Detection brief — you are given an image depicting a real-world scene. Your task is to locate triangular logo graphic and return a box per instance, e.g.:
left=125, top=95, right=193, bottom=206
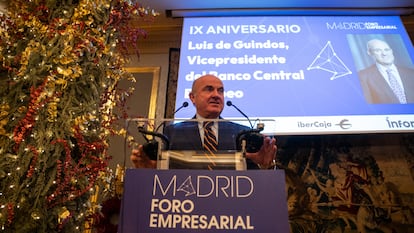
left=308, top=41, right=352, bottom=80
left=177, top=176, right=196, bottom=197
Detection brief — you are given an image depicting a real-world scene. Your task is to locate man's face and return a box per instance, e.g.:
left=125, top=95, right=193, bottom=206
left=189, top=75, right=224, bottom=118
left=368, top=40, right=394, bottom=66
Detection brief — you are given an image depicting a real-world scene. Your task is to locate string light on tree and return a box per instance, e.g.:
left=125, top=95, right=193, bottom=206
left=0, top=0, right=158, bottom=232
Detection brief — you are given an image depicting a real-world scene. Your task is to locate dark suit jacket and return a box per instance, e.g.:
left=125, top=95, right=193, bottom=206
left=358, top=65, right=414, bottom=104
left=164, top=119, right=249, bottom=151
left=163, top=117, right=259, bottom=169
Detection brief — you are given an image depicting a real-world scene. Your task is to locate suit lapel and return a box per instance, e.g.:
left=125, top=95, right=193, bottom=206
left=368, top=67, right=399, bottom=103
left=188, top=118, right=203, bottom=150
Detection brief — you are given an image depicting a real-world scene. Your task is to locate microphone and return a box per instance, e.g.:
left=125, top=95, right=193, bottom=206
left=174, top=101, right=189, bottom=114
left=226, top=101, right=264, bottom=153
left=155, top=101, right=189, bottom=132
left=226, top=100, right=253, bottom=128
left=138, top=102, right=189, bottom=160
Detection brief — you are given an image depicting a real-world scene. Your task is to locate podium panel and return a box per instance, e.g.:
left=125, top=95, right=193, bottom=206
left=158, top=150, right=247, bottom=170
left=119, top=169, right=290, bottom=233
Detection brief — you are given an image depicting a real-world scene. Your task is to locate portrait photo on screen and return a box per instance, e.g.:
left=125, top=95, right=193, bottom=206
left=347, top=34, right=414, bottom=104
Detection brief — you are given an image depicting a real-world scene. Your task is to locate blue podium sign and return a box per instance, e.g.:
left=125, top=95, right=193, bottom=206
left=119, top=169, right=290, bottom=232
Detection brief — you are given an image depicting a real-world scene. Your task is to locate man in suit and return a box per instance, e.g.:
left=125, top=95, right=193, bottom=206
left=131, top=74, right=277, bottom=169
left=358, top=38, right=414, bottom=104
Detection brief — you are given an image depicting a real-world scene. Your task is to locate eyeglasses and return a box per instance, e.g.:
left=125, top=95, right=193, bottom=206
left=370, top=48, right=392, bottom=54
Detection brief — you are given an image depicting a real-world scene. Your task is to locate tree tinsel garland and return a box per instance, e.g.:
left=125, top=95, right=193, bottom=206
left=0, top=0, right=157, bottom=232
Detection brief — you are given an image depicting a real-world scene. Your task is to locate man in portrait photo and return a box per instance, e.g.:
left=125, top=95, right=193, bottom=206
left=357, top=38, right=414, bottom=104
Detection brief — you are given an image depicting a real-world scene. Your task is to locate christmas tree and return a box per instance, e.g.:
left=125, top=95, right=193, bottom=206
left=0, top=0, right=157, bottom=232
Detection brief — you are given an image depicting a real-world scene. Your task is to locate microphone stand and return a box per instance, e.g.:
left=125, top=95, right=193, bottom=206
left=137, top=102, right=189, bottom=160
left=227, top=100, right=264, bottom=153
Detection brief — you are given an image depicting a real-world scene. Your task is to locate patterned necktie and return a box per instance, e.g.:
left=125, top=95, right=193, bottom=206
left=203, top=121, right=218, bottom=153
left=386, top=68, right=407, bottom=104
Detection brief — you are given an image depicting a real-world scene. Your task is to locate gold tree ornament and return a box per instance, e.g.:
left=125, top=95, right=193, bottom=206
left=0, top=0, right=158, bottom=232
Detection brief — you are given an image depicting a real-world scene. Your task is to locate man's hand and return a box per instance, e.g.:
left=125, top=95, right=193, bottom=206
left=130, top=145, right=157, bottom=169
left=245, top=136, right=277, bottom=169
